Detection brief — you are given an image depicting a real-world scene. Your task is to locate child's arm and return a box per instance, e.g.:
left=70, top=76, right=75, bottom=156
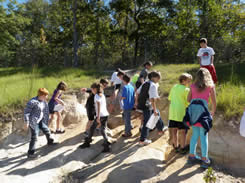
left=135, top=91, right=139, bottom=108
left=54, top=90, right=65, bottom=105
left=24, top=100, right=34, bottom=128
left=211, top=56, right=214, bottom=65
left=96, top=101, right=101, bottom=127
left=210, top=87, right=216, bottom=116
left=150, top=98, right=158, bottom=116
left=198, top=57, right=202, bottom=66
left=187, top=89, right=192, bottom=103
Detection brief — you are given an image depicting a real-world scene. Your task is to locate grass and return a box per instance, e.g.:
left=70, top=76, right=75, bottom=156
left=153, top=63, right=245, bottom=119
left=0, top=67, right=104, bottom=112
left=0, top=63, right=244, bottom=119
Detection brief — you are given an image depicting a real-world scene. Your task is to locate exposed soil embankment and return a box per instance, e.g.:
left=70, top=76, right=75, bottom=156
left=0, top=90, right=245, bottom=183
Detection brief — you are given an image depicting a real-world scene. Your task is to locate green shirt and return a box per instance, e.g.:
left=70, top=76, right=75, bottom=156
left=131, top=73, right=139, bottom=84
left=168, top=84, right=190, bottom=122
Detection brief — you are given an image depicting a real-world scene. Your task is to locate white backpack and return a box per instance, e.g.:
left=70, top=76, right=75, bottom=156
left=239, top=111, right=245, bottom=137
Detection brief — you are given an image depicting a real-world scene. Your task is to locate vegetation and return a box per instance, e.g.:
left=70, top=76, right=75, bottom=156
left=203, top=167, right=217, bottom=183
left=0, top=67, right=102, bottom=112
left=0, top=0, right=244, bottom=67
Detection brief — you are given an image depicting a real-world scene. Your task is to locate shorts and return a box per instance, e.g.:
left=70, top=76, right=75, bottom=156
left=201, top=65, right=218, bottom=84
left=115, top=84, right=121, bottom=90
left=168, top=120, right=188, bottom=130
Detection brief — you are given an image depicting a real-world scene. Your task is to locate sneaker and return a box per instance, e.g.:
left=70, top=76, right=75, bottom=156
left=27, top=154, right=40, bottom=159
left=79, top=142, right=90, bottom=149
left=201, top=158, right=212, bottom=169
left=138, top=139, right=152, bottom=146
left=187, top=155, right=202, bottom=165
left=47, top=138, right=59, bottom=145
left=122, top=132, right=132, bottom=138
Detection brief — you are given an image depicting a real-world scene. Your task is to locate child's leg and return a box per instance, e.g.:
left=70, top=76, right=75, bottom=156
left=56, top=112, right=62, bottom=130
left=200, top=127, right=209, bottom=160
left=86, top=120, right=93, bottom=132
left=100, top=117, right=109, bottom=144
left=139, top=109, right=151, bottom=142
left=39, top=119, right=53, bottom=143
left=169, top=128, right=178, bottom=148
left=28, top=125, right=39, bottom=155
left=189, top=126, right=200, bottom=157
left=179, top=129, right=187, bottom=149
left=156, top=116, right=165, bottom=131
left=86, top=119, right=98, bottom=142
left=48, top=114, right=54, bottom=127
left=123, top=110, right=132, bottom=134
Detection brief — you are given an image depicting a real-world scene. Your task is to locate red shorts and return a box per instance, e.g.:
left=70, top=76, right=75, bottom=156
left=201, top=65, right=218, bottom=84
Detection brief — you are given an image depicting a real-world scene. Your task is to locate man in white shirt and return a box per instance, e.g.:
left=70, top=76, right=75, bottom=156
left=197, top=38, right=217, bottom=84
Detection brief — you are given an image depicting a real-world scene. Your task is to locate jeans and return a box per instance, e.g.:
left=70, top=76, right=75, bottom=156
left=123, top=110, right=132, bottom=134
left=140, top=109, right=165, bottom=142
left=28, top=119, right=52, bottom=155
left=190, top=126, right=208, bottom=158
left=86, top=116, right=109, bottom=145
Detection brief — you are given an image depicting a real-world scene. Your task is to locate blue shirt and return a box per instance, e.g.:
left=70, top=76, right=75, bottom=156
left=122, top=84, right=135, bottom=110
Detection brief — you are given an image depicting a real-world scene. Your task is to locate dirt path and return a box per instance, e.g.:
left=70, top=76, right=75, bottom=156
left=1, top=111, right=245, bottom=183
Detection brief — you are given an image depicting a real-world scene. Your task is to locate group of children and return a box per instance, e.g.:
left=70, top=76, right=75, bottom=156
left=23, top=38, right=217, bottom=169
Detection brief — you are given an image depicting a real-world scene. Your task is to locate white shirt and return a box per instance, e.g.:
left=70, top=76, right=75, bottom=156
left=37, top=102, right=45, bottom=123
left=197, top=47, right=215, bottom=66
left=137, top=81, right=159, bottom=98
left=94, top=94, right=109, bottom=117
left=137, top=81, right=160, bottom=109
left=111, top=72, right=122, bottom=85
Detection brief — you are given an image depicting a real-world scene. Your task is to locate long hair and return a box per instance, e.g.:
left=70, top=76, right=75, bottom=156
left=95, top=83, right=103, bottom=94
left=57, top=81, right=68, bottom=91
left=194, top=68, right=214, bottom=91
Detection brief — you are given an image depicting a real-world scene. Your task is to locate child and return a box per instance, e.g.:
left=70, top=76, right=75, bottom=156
left=24, top=88, right=57, bottom=159
left=81, top=79, right=109, bottom=136
left=48, top=81, right=67, bottom=134
left=121, top=74, right=135, bottom=137
left=79, top=83, right=111, bottom=152
left=185, top=68, right=216, bottom=169
left=111, top=68, right=122, bottom=89
left=168, top=73, right=192, bottom=154
left=136, top=71, right=167, bottom=146
left=135, top=61, right=153, bottom=89
left=117, top=70, right=126, bottom=110
left=197, top=38, right=217, bottom=84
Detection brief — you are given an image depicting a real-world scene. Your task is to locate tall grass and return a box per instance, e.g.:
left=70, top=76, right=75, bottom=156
left=0, top=63, right=244, bottom=119
left=0, top=67, right=102, bottom=112
left=216, top=83, right=245, bottom=119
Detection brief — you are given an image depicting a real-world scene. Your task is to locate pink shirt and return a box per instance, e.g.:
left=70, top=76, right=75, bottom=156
left=191, top=84, right=211, bottom=104
left=188, top=84, right=212, bottom=127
